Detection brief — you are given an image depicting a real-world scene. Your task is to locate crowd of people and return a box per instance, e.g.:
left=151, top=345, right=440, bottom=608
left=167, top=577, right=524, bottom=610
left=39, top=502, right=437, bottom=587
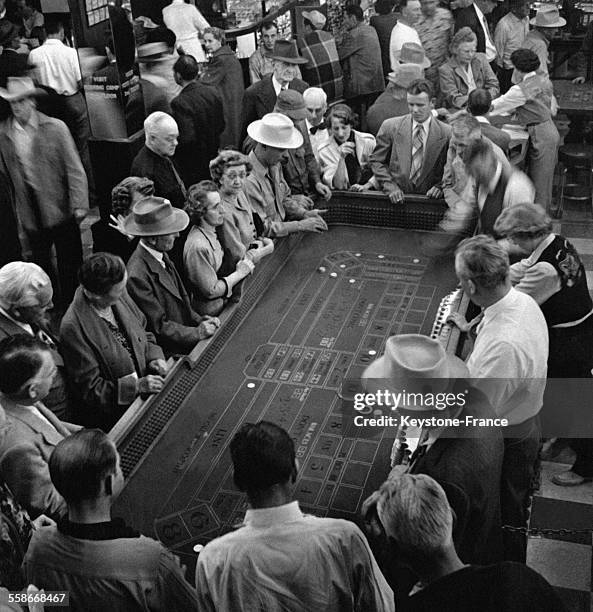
left=0, top=0, right=592, bottom=609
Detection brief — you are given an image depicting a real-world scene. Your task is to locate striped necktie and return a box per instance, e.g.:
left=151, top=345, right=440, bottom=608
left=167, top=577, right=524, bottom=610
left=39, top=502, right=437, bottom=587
left=410, top=123, right=425, bottom=184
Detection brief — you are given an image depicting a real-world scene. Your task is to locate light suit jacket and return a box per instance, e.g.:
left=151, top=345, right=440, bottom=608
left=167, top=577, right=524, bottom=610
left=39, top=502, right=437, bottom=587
left=439, top=53, right=500, bottom=109
left=370, top=114, right=451, bottom=195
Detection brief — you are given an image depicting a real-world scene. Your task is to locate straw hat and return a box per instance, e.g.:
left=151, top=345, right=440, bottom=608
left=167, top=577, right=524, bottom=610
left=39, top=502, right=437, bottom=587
left=530, top=5, right=566, bottom=27
left=387, top=63, right=425, bottom=88
left=302, top=10, right=327, bottom=29
left=247, top=113, right=303, bottom=149
left=123, top=197, right=189, bottom=236
left=362, top=334, right=469, bottom=403
left=270, top=40, right=308, bottom=64
left=393, top=42, right=431, bottom=69
left=0, top=77, right=46, bottom=101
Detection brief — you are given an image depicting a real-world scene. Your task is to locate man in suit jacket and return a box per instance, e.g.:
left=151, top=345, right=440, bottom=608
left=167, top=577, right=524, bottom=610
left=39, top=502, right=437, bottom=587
left=454, top=0, right=501, bottom=66
left=370, top=79, right=451, bottom=203
left=241, top=40, right=308, bottom=144
left=125, top=197, right=219, bottom=357
left=171, top=55, right=225, bottom=187
left=0, top=335, right=81, bottom=520
left=0, top=78, right=88, bottom=306
left=338, top=5, right=384, bottom=101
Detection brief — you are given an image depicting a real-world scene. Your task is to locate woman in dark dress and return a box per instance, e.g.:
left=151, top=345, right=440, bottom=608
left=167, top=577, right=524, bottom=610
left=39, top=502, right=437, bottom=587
left=200, top=27, right=244, bottom=148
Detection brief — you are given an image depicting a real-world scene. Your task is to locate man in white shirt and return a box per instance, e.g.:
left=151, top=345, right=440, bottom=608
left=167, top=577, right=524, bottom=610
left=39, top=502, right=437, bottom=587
left=452, top=235, right=548, bottom=563
left=28, top=18, right=92, bottom=188
left=303, top=86, right=329, bottom=162
left=0, top=334, right=81, bottom=520
left=389, top=0, right=423, bottom=72
left=196, top=421, right=395, bottom=611
left=494, top=0, right=529, bottom=91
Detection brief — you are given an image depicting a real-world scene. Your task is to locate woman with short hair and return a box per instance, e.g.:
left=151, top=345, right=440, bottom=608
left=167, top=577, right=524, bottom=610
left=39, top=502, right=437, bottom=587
left=200, top=27, right=245, bottom=148
left=60, top=253, right=167, bottom=431
left=439, top=27, right=499, bottom=109
left=494, top=203, right=593, bottom=487
left=318, top=104, right=376, bottom=191
left=184, top=181, right=255, bottom=315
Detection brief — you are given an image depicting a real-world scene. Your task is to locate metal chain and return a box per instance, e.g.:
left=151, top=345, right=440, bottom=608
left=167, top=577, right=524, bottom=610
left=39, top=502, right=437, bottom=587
left=502, top=524, right=593, bottom=537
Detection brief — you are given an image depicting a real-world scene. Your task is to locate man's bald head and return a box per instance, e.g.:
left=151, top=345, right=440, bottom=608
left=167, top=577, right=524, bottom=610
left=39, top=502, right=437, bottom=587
left=144, top=112, right=179, bottom=157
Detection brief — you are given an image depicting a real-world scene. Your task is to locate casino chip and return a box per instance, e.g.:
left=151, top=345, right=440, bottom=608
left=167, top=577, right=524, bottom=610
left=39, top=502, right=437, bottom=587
left=318, top=266, right=326, bottom=273
left=413, top=258, right=420, bottom=263
left=330, top=272, right=338, bottom=278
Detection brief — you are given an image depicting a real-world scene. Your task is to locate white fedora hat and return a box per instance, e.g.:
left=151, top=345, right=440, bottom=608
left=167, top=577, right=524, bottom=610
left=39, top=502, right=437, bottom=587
left=530, top=4, right=566, bottom=27
left=362, top=334, right=469, bottom=406
left=247, top=112, right=303, bottom=149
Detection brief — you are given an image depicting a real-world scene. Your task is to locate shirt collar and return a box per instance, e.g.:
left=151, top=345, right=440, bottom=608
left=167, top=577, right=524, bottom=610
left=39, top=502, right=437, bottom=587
left=520, top=233, right=555, bottom=266
left=272, top=74, right=284, bottom=96
left=473, top=2, right=485, bottom=19
left=522, top=71, right=537, bottom=81
left=140, top=241, right=165, bottom=265
left=482, top=287, right=516, bottom=322
left=475, top=115, right=489, bottom=124
left=44, top=39, right=65, bottom=46
left=412, top=116, right=431, bottom=133
left=487, top=161, right=503, bottom=193
left=0, top=304, right=34, bottom=335
left=244, top=501, right=303, bottom=528
left=12, top=111, right=39, bottom=133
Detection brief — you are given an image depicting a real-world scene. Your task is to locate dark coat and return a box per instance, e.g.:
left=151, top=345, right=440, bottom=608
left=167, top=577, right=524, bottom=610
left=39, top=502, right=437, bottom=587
left=241, top=74, right=308, bottom=143
left=370, top=13, right=399, bottom=78
left=60, top=287, right=164, bottom=431
left=171, top=81, right=225, bottom=186
left=454, top=5, right=488, bottom=54
left=200, top=45, right=244, bottom=149
left=126, top=244, right=205, bottom=356
left=366, top=87, right=410, bottom=136
left=410, top=386, right=504, bottom=566
left=0, top=49, right=30, bottom=87
left=130, top=145, right=186, bottom=209
left=90, top=219, right=139, bottom=263
left=338, top=23, right=385, bottom=98
left=370, top=114, right=451, bottom=194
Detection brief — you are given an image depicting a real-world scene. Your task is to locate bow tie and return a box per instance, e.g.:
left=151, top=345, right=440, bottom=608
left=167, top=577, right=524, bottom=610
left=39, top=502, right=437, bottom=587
left=310, top=125, right=323, bottom=135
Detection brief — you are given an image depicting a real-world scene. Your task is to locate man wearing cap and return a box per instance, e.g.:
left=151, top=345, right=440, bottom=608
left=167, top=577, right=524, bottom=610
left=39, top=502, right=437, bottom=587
left=416, top=0, right=454, bottom=94
left=454, top=0, right=501, bottom=69
left=242, top=40, right=309, bottom=143
left=303, top=87, right=329, bottom=162
left=450, top=234, right=548, bottom=563
left=131, top=112, right=186, bottom=210
left=366, top=44, right=427, bottom=136
left=243, top=113, right=328, bottom=237
left=338, top=5, right=384, bottom=108
left=136, top=42, right=174, bottom=115
left=0, top=77, right=88, bottom=305
left=0, top=19, right=29, bottom=88
left=494, top=0, right=530, bottom=92
left=389, top=0, right=423, bottom=73
left=524, top=5, right=566, bottom=79
left=298, top=10, right=343, bottom=102
left=273, top=89, right=331, bottom=200
left=362, top=333, right=504, bottom=573
left=370, top=78, right=451, bottom=203
left=28, top=18, right=93, bottom=188
left=124, top=197, right=220, bottom=357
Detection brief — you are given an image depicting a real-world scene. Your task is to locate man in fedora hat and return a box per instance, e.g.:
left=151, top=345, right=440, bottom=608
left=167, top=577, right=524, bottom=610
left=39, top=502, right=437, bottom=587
left=366, top=43, right=428, bottom=135
left=362, top=333, right=504, bottom=577
left=0, top=76, right=88, bottom=306
left=249, top=21, right=302, bottom=84
left=338, top=5, right=384, bottom=108
left=125, top=196, right=220, bottom=357
left=136, top=41, right=174, bottom=115
left=298, top=10, right=343, bottom=102
left=242, top=40, right=309, bottom=142
left=524, top=4, right=566, bottom=78
left=0, top=19, right=30, bottom=88
left=450, top=235, right=548, bottom=562
left=29, top=18, right=93, bottom=191
left=243, top=113, right=328, bottom=237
